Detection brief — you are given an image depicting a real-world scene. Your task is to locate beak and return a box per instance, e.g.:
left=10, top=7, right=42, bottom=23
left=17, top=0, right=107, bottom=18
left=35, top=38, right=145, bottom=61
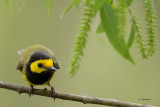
left=45, top=66, right=57, bottom=72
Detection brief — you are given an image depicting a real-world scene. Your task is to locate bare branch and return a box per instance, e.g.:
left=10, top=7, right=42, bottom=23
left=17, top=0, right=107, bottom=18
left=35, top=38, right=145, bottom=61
left=0, top=81, right=157, bottom=107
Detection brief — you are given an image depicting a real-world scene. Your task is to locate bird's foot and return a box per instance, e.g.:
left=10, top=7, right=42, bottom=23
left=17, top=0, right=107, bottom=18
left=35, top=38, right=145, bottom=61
left=47, top=83, right=56, bottom=100
left=50, top=86, right=56, bottom=100
left=28, top=85, right=34, bottom=96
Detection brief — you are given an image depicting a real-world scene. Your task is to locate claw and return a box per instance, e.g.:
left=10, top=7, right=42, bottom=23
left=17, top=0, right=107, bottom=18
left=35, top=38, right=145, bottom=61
left=51, top=86, right=56, bottom=100
left=47, top=83, right=56, bottom=100
left=28, top=85, right=34, bottom=96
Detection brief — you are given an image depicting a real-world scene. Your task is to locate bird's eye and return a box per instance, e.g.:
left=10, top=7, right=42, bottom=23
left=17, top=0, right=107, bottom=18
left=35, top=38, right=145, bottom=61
left=37, top=63, right=43, bottom=67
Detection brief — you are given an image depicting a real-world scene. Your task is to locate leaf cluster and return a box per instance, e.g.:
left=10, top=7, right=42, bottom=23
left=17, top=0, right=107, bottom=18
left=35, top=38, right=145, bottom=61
left=63, top=0, right=157, bottom=76
left=68, top=0, right=94, bottom=77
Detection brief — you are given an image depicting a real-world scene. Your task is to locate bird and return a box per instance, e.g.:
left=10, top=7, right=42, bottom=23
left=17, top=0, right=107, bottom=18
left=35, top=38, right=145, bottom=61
left=16, top=45, right=60, bottom=98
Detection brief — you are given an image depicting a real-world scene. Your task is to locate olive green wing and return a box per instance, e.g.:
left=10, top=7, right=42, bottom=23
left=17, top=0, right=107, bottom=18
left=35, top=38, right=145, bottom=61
left=47, top=49, right=61, bottom=69
left=16, top=50, right=25, bottom=71
left=52, top=56, right=61, bottom=69
left=16, top=57, right=24, bottom=71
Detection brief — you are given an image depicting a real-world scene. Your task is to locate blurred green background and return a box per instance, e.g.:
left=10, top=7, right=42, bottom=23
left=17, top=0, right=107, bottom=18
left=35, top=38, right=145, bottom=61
left=0, top=0, right=160, bottom=107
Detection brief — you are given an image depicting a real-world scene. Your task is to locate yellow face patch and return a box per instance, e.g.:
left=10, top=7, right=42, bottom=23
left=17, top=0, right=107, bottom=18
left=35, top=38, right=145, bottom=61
left=30, top=59, right=53, bottom=73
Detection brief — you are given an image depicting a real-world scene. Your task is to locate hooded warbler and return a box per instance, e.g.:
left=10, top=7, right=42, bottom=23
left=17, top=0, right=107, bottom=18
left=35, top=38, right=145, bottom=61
left=16, top=45, right=60, bottom=97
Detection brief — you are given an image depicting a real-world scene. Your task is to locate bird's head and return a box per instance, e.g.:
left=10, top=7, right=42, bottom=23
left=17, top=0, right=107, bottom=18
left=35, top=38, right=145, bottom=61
left=29, top=51, right=57, bottom=73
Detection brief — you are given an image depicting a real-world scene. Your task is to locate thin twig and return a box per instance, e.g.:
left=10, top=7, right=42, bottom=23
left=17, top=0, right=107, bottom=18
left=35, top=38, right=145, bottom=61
left=0, top=81, right=157, bottom=107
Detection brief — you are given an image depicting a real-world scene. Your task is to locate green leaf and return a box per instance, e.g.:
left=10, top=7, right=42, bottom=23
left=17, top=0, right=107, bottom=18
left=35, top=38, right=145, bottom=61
left=93, top=0, right=105, bottom=16
left=61, top=0, right=80, bottom=18
left=100, top=2, right=135, bottom=64
left=93, top=0, right=113, bottom=16
left=126, top=0, right=134, bottom=7
left=127, top=21, right=135, bottom=49
left=5, top=0, right=11, bottom=9
left=96, top=22, right=104, bottom=33
left=44, top=0, right=52, bottom=17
